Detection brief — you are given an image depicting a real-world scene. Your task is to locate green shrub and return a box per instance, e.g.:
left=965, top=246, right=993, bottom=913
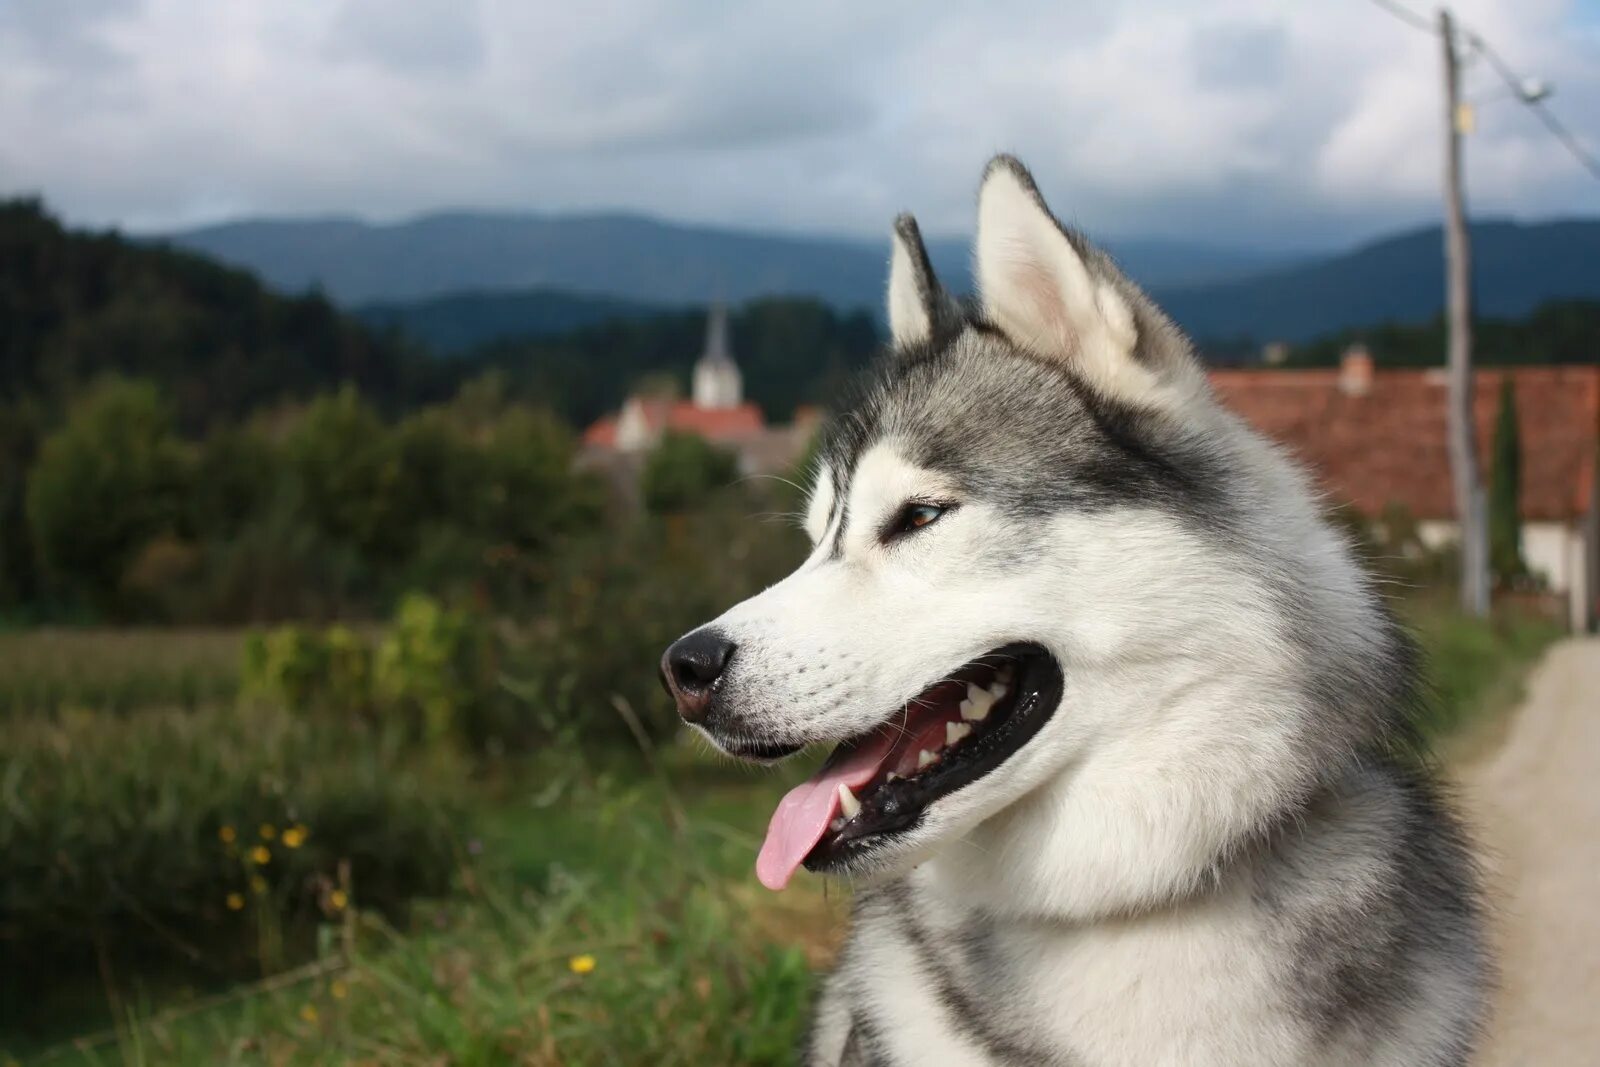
left=243, top=624, right=335, bottom=712
left=0, top=703, right=462, bottom=991
left=506, top=497, right=807, bottom=743
left=640, top=431, right=740, bottom=514
left=241, top=598, right=509, bottom=749
left=374, top=593, right=499, bottom=746
left=24, top=378, right=188, bottom=618
left=1489, top=379, right=1526, bottom=583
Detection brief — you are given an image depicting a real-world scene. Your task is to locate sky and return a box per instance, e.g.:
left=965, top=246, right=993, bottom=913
left=1, top=0, right=1597, bottom=249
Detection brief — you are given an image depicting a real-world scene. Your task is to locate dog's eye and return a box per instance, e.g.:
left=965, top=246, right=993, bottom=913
left=890, top=502, right=946, bottom=539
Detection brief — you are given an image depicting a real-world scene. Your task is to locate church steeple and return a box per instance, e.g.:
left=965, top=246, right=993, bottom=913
left=692, top=303, right=742, bottom=409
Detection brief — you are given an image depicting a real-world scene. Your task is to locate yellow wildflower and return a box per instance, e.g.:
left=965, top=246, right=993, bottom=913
left=226, top=892, right=245, bottom=911
left=259, top=823, right=277, bottom=841
left=568, top=954, right=596, bottom=975
left=218, top=825, right=236, bottom=844
left=249, top=845, right=271, bottom=865
left=250, top=875, right=268, bottom=894
left=281, top=825, right=307, bottom=849
left=299, top=1003, right=319, bottom=1023
left=330, top=979, right=348, bottom=1000
left=329, top=889, right=349, bottom=911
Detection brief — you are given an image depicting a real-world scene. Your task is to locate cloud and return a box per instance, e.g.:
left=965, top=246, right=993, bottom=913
left=325, top=0, right=487, bottom=77
left=0, top=0, right=1595, bottom=246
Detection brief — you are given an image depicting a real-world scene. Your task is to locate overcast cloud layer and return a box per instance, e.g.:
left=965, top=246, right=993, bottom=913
left=2, top=0, right=1596, bottom=247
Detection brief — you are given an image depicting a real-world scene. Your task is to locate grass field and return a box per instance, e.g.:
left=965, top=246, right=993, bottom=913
left=0, top=602, right=1566, bottom=1065
left=0, top=628, right=247, bottom=716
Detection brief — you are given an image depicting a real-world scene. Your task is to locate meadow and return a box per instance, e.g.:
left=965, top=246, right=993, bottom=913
left=0, top=593, right=1564, bottom=1066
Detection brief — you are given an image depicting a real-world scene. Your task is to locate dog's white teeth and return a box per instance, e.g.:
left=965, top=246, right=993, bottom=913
left=963, top=684, right=995, bottom=720
left=837, top=783, right=862, bottom=819
left=989, top=680, right=1009, bottom=701
left=917, top=749, right=938, bottom=770
left=829, top=817, right=846, bottom=832
left=946, top=721, right=972, bottom=747
left=886, top=771, right=903, bottom=782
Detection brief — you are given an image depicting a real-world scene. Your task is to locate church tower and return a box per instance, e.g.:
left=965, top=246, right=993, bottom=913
left=691, top=304, right=742, bottom=410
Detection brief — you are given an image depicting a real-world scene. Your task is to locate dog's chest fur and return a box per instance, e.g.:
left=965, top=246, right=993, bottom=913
left=810, top=878, right=1305, bottom=1067
left=801, top=760, right=1484, bottom=1067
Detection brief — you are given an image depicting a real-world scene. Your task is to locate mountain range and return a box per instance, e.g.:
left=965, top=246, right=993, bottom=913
left=162, top=212, right=1600, bottom=348
left=1157, top=219, right=1600, bottom=343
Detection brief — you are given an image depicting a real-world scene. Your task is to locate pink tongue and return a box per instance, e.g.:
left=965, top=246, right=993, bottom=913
left=756, top=730, right=898, bottom=891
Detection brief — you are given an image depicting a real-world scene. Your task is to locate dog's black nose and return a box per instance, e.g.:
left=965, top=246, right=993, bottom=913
left=661, top=628, right=736, bottom=724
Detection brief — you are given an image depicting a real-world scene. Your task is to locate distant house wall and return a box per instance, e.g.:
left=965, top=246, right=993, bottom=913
left=1415, top=518, right=1591, bottom=629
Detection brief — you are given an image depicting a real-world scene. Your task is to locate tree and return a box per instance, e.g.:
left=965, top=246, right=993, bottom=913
left=1488, top=379, right=1524, bottom=584
left=282, top=386, right=408, bottom=567
left=24, top=378, right=187, bottom=615
left=640, top=432, right=739, bottom=514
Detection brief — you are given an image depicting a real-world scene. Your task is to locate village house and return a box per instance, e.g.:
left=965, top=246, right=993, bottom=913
left=582, top=305, right=819, bottom=478
left=585, top=315, right=1597, bottom=629
left=1211, top=348, right=1600, bottom=630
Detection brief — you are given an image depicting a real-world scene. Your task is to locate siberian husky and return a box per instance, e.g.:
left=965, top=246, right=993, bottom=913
left=661, top=156, right=1488, bottom=1066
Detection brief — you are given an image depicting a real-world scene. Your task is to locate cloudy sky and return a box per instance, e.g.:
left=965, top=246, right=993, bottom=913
left=2, top=0, right=1596, bottom=248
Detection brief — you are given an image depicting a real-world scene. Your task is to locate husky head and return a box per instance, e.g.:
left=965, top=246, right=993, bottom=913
left=662, top=156, right=1410, bottom=917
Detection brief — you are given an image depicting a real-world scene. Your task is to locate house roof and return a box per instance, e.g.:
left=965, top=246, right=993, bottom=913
left=583, top=398, right=765, bottom=448
left=1209, top=364, right=1600, bottom=522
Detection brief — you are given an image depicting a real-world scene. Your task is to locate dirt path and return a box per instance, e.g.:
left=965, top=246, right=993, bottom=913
left=1451, top=637, right=1600, bottom=1065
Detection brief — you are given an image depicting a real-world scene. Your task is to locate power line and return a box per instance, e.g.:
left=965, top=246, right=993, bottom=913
left=1461, top=31, right=1600, bottom=182
left=1364, top=0, right=1600, bottom=184
left=1366, top=0, right=1433, bottom=35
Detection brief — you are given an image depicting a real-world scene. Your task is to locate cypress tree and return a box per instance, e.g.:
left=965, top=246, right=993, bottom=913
left=1488, top=379, right=1523, bottom=584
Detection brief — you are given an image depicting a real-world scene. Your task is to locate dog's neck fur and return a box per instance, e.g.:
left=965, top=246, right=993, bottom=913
left=907, top=406, right=1411, bottom=924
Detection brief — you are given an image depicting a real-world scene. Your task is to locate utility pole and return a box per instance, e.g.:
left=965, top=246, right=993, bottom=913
left=1440, top=7, right=1489, bottom=617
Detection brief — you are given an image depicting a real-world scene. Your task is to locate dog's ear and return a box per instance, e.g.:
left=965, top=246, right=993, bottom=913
left=975, top=155, right=1190, bottom=406
left=886, top=213, right=954, bottom=350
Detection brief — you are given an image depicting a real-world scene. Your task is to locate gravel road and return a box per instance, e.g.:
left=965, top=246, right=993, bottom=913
left=1452, top=637, right=1600, bottom=1065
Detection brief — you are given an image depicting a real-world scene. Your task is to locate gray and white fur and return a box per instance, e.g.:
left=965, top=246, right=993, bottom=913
left=676, top=155, right=1489, bottom=1065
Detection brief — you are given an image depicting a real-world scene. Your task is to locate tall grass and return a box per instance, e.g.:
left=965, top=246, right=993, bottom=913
left=15, top=748, right=843, bottom=1066
left=0, top=628, right=245, bottom=715
left=1, top=600, right=1567, bottom=1064
left=1402, top=599, right=1566, bottom=742
left=1, top=701, right=465, bottom=1053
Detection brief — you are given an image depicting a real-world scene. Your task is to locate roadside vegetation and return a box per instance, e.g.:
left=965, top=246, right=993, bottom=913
left=1, top=206, right=1569, bottom=1061
left=1, top=585, right=1563, bottom=1065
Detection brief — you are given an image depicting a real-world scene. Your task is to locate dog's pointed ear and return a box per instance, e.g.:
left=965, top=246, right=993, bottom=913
left=886, top=213, right=952, bottom=350
left=975, top=155, right=1187, bottom=405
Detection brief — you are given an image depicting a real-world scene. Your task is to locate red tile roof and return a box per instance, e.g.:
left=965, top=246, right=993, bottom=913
left=583, top=399, right=765, bottom=448
left=1210, top=365, right=1600, bottom=522
left=582, top=415, right=619, bottom=448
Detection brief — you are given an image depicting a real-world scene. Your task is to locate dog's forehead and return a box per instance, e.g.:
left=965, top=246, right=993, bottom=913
left=818, top=331, right=1088, bottom=496
left=812, top=325, right=1221, bottom=525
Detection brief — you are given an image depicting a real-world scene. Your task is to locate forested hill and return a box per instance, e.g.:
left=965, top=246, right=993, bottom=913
left=1161, top=219, right=1600, bottom=344
left=1277, top=299, right=1600, bottom=367
left=167, top=209, right=1600, bottom=346
left=0, top=199, right=440, bottom=429
left=1, top=200, right=883, bottom=430
left=356, top=288, right=665, bottom=354
left=165, top=210, right=1294, bottom=308
left=463, top=300, right=881, bottom=426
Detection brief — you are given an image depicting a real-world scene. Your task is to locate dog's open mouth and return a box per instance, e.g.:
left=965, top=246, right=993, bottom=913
left=755, top=642, right=1062, bottom=890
